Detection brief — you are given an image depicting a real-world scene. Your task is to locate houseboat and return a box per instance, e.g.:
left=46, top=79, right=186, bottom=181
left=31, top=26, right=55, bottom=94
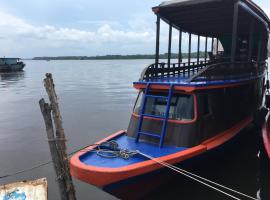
left=70, top=0, right=270, bottom=199
left=0, top=58, right=25, bottom=72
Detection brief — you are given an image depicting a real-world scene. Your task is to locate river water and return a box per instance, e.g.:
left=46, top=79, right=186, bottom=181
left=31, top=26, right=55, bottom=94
left=0, top=59, right=267, bottom=199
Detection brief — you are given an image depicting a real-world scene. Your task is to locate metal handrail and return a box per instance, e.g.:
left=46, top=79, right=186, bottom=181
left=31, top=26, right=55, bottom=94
left=140, top=60, right=211, bottom=80
left=189, top=61, right=267, bottom=82
left=139, top=60, right=267, bottom=82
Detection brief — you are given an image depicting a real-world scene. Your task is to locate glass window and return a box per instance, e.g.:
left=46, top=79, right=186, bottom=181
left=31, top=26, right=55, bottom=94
left=134, top=91, right=195, bottom=121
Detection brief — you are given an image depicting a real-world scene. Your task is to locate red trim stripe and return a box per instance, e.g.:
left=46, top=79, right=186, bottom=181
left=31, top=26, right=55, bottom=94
left=262, top=113, right=270, bottom=159
left=134, top=82, right=249, bottom=92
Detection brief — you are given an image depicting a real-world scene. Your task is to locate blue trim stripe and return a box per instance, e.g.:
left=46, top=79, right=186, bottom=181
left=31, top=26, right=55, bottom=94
left=134, top=74, right=265, bottom=88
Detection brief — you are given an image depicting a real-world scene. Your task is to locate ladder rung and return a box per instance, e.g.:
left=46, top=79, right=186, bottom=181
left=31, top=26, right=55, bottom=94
left=142, top=114, right=165, bottom=119
left=139, top=131, right=161, bottom=138
left=145, top=95, right=168, bottom=99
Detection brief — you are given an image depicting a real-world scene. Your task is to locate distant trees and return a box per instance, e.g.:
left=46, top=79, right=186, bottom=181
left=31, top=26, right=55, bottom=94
left=33, top=52, right=207, bottom=60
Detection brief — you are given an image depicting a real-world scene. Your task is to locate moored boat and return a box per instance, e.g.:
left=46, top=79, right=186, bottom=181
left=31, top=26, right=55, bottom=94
left=260, top=109, right=270, bottom=199
left=0, top=58, right=25, bottom=72
left=70, top=0, right=270, bottom=199
left=262, top=114, right=270, bottom=158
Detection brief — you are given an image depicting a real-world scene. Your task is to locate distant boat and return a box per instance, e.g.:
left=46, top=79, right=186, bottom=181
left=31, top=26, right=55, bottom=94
left=0, top=58, right=25, bottom=72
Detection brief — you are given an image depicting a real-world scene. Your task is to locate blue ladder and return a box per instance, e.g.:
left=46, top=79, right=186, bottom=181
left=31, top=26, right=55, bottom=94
left=135, top=83, right=174, bottom=148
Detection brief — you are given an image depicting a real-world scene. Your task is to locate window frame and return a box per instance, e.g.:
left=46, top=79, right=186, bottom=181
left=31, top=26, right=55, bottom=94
left=132, top=90, right=198, bottom=124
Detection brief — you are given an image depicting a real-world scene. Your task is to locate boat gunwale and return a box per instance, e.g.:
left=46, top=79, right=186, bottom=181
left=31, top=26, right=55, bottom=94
left=262, top=112, right=270, bottom=159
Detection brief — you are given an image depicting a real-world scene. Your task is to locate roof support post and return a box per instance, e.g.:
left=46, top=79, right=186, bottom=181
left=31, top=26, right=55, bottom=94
left=248, top=20, right=254, bottom=62
left=231, top=1, right=239, bottom=62
left=155, top=15, right=160, bottom=69
left=216, top=38, right=219, bottom=56
left=211, top=37, right=214, bottom=53
left=197, top=35, right=200, bottom=65
left=178, top=30, right=182, bottom=66
left=205, top=37, right=208, bottom=63
left=168, top=23, right=172, bottom=68
left=188, top=33, right=192, bottom=72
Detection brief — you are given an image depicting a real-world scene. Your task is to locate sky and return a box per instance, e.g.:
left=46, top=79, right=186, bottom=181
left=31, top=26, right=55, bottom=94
left=0, top=0, right=268, bottom=58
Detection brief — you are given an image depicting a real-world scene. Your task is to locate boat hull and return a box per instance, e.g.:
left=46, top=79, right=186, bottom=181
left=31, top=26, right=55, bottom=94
left=102, top=124, right=254, bottom=199
left=70, top=116, right=253, bottom=199
left=259, top=111, right=270, bottom=199
left=0, top=63, right=25, bottom=72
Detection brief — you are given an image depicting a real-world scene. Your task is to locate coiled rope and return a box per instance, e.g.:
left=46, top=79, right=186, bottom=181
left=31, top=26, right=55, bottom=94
left=90, top=140, right=138, bottom=159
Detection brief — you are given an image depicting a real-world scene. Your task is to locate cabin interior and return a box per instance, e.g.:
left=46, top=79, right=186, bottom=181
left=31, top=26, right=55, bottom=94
left=127, top=0, right=269, bottom=148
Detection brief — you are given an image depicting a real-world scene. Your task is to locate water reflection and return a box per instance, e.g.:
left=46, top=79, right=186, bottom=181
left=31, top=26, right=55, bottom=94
left=0, top=71, right=25, bottom=87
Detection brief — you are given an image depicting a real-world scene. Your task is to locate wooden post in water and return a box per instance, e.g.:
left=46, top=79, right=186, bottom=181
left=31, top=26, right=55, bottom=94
left=39, top=99, right=67, bottom=200
left=39, top=73, right=76, bottom=200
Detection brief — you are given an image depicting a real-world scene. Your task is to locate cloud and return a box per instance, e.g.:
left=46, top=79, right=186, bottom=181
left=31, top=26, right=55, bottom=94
left=0, top=10, right=214, bottom=57
left=0, top=11, right=156, bottom=57
left=77, top=20, right=122, bottom=28
left=266, top=9, right=270, bottom=18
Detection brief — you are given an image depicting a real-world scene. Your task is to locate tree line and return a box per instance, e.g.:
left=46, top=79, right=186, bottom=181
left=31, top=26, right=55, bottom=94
left=33, top=52, right=207, bottom=60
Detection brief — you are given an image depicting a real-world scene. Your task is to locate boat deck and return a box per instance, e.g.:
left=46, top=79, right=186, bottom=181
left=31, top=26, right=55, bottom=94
left=79, top=134, right=187, bottom=168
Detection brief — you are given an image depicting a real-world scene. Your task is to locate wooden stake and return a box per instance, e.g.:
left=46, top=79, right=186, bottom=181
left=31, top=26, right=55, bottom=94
left=40, top=73, right=76, bottom=200
left=39, top=99, right=68, bottom=200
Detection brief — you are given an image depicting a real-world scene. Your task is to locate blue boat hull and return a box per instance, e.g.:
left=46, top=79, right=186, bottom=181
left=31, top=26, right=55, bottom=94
left=0, top=63, right=25, bottom=72
left=103, top=126, right=254, bottom=199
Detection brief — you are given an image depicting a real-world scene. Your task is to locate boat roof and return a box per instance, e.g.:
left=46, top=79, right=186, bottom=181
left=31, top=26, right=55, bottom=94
left=153, top=0, right=270, bottom=37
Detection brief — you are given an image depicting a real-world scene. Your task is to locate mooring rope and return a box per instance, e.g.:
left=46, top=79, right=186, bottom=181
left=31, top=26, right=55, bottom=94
left=137, top=151, right=258, bottom=200
left=0, top=143, right=99, bottom=180
left=89, top=141, right=258, bottom=200
left=0, top=140, right=259, bottom=200
left=0, top=141, right=136, bottom=179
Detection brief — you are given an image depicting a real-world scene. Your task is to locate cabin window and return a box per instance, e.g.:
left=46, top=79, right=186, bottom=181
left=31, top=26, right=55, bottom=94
left=134, top=91, right=195, bottom=121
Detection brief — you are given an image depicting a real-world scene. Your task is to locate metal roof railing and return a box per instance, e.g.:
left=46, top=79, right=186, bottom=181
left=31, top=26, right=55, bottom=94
left=139, top=60, right=267, bottom=83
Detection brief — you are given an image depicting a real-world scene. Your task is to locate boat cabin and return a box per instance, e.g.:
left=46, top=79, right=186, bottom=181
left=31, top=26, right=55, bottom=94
left=0, top=58, right=22, bottom=65
left=127, top=0, right=270, bottom=148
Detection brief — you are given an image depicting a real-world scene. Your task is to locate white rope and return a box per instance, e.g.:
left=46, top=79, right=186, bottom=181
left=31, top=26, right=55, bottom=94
left=137, top=151, right=258, bottom=200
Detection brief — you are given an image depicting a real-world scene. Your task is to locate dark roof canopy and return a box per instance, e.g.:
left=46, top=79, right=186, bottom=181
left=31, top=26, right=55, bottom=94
left=153, top=0, right=270, bottom=37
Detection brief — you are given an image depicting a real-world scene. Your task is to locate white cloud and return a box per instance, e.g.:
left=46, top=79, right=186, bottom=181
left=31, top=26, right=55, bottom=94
left=0, top=11, right=156, bottom=57
left=0, top=10, right=219, bottom=57
left=266, top=9, right=270, bottom=18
